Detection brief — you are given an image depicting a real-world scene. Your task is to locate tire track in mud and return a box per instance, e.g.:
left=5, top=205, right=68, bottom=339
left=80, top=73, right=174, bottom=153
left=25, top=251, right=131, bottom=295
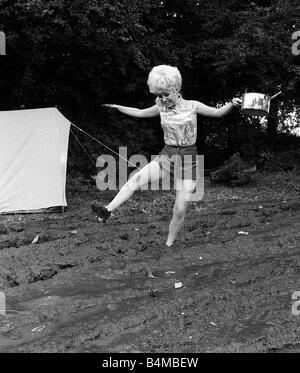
left=0, top=192, right=299, bottom=352
left=2, top=246, right=300, bottom=353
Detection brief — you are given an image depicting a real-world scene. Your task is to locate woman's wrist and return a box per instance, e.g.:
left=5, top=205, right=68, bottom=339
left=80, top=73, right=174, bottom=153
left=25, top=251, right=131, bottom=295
left=231, top=98, right=242, bottom=108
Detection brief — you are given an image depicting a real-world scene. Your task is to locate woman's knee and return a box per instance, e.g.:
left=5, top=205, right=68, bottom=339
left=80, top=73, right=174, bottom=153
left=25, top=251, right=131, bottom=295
left=173, top=203, right=187, bottom=219
left=123, top=174, right=141, bottom=192
left=128, top=162, right=161, bottom=190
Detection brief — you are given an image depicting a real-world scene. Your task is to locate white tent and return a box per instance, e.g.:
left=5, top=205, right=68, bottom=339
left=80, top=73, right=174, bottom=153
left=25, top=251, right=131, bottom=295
left=0, top=107, right=70, bottom=214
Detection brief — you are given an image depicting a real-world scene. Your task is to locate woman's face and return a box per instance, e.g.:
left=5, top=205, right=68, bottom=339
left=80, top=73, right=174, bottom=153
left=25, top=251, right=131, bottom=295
left=151, top=87, right=180, bottom=108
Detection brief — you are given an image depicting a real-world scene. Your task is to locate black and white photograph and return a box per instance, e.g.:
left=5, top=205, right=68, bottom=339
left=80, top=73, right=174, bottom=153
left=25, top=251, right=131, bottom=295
left=0, top=0, right=300, bottom=360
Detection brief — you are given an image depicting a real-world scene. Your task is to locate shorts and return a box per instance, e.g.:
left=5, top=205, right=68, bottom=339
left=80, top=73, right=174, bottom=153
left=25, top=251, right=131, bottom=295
left=153, top=144, right=201, bottom=181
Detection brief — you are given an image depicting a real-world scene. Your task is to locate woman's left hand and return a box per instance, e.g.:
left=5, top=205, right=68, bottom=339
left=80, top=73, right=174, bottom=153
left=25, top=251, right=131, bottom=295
left=231, top=98, right=242, bottom=107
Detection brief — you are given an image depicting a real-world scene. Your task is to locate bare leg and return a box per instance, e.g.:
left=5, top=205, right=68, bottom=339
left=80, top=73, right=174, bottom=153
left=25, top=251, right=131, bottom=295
left=166, top=179, right=197, bottom=246
left=106, top=161, right=163, bottom=212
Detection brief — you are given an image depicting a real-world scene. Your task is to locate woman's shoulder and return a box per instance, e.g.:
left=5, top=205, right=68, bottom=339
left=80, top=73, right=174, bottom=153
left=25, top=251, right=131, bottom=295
left=155, top=97, right=163, bottom=110
left=180, top=98, right=200, bottom=111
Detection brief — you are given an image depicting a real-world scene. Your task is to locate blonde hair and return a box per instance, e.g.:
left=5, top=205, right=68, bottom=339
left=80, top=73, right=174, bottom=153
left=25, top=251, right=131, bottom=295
left=147, top=65, right=182, bottom=93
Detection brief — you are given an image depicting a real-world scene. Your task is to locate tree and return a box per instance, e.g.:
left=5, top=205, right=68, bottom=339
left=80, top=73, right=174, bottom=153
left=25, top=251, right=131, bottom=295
left=0, top=0, right=298, bottom=172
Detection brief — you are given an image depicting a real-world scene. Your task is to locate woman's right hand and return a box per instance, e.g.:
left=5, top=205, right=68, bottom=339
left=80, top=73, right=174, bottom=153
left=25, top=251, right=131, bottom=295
left=102, top=104, right=118, bottom=109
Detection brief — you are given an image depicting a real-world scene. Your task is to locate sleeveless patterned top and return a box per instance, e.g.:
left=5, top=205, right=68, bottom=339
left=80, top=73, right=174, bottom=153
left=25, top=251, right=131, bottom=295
left=156, top=96, right=198, bottom=146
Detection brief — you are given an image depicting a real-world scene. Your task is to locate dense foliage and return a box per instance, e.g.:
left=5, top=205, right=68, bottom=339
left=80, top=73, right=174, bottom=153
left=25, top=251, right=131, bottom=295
left=0, top=0, right=299, bottom=173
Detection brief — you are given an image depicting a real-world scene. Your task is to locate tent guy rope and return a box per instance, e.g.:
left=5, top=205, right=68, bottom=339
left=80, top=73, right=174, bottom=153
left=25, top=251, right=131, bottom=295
left=70, top=122, right=139, bottom=169
left=70, top=128, right=96, bottom=166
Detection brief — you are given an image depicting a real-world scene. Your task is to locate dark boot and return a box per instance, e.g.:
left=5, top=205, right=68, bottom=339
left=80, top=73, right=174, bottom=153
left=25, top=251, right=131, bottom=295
left=91, top=201, right=111, bottom=223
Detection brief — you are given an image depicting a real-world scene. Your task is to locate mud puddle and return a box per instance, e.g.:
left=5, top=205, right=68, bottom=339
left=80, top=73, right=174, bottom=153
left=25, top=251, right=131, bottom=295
left=0, top=260, right=178, bottom=352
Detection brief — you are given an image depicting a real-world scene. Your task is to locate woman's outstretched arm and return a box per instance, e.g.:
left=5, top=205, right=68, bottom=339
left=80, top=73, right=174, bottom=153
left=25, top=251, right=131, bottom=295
left=102, top=104, right=160, bottom=118
left=195, top=98, right=242, bottom=118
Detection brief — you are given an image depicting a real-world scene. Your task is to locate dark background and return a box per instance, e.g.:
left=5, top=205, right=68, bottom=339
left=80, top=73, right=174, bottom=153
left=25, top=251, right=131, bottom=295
left=0, top=0, right=299, bottom=175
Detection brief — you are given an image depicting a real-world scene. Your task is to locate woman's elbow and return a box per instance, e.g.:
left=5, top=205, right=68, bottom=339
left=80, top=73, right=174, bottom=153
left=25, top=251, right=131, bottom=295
left=211, top=109, right=223, bottom=118
left=132, top=109, right=143, bottom=118
left=216, top=111, right=225, bottom=118
left=137, top=110, right=155, bottom=118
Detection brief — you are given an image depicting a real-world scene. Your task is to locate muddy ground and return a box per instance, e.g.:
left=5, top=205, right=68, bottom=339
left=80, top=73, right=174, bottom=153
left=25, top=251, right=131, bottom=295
left=0, top=172, right=299, bottom=353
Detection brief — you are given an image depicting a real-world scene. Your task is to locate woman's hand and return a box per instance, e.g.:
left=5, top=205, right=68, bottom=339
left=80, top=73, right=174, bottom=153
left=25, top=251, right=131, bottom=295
left=231, top=98, right=242, bottom=108
left=102, top=104, right=118, bottom=109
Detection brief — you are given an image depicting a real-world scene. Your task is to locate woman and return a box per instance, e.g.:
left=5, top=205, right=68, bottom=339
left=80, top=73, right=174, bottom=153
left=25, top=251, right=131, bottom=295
left=92, top=65, right=241, bottom=246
